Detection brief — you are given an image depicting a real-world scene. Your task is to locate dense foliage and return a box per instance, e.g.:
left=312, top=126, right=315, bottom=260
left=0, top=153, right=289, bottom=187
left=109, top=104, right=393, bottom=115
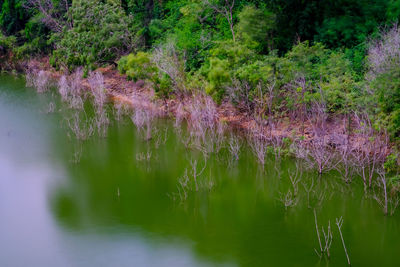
left=1, top=0, right=400, bottom=138
left=50, top=0, right=135, bottom=71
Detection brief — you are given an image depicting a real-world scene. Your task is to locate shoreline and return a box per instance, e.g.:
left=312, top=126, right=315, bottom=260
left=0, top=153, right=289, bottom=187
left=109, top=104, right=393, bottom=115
left=1, top=57, right=393, bottom=165
left=2, top=56, right=399, bottom=216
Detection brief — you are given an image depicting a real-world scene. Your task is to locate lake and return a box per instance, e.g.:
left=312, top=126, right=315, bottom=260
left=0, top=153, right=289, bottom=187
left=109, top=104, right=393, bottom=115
left=1, top=74, right=399, bottom=266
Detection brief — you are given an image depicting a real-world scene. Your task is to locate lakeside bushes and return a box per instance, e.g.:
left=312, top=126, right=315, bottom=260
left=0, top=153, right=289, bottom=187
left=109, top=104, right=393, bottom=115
left=0, top=0, right=400, bottom=140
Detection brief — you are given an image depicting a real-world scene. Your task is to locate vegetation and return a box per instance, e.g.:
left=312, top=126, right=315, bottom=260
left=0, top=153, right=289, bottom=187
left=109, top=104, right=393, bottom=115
left=2, top=0, right=400, bottom=201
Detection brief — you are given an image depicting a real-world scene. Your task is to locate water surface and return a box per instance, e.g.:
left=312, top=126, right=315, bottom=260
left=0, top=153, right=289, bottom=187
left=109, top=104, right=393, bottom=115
left=1, top=75, right=399, bottom=266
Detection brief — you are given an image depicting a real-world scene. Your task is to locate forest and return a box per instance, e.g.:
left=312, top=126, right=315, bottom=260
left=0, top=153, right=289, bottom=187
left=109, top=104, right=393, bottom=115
left=1, top=0, right=400, bottom=177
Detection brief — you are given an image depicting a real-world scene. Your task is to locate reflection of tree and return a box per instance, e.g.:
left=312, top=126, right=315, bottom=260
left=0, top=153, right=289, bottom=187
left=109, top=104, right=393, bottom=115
left=48, top=120, right=395, bottom=267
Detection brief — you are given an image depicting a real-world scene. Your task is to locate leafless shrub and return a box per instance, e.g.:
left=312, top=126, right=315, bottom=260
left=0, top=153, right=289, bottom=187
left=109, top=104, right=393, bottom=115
left=65, top=111, right=94, bottom=141
left=372, top=168, right=400, bottom=216
left=25, top=67, right=36, bottom=88
left=353, top=113, right=388, bottom=188
left=292, top=99, right=341, bottom=174
left=188, top=95, right=218, bottom=136
left=58, top=75, right=69, bottom=101
left=211, top=120, right=226, bottom=154
left=152, top=40, right=187, bottom=92
left=93, top=108, right=109, bottom=137
left=335, top=141, right=356, bottom=184
left=174, top=102, right=185, bottom=128
left=88, top=71, right=109, bottom=137
left=131, top=108, right=155, bottom=141
left=367, top=24, right=400, bottom=83
left=67, top=93, right=84, bottom=110
left=26, top=68, right=52, bottom=93
left=185, top=94, right=224, bottom=156
left=226, top=78, right=253, bottom=112
left=248, top=125, right=268, bottom=166
left=57, top=69, right=84, bottom=109
left=295, top=137, right=339, bottom=175
left=288, top=75, right=309, bottom=129
left=88, top=71, right=107, bottom=111
left=253, top=79, right=277, bottom=129
left=36, top=70, right=52, bottom=93
left=308, top=101, right=328, bottom=137
left=113, top=102, right=130, bottom=121
left=69, top=68, right=84, bottom=95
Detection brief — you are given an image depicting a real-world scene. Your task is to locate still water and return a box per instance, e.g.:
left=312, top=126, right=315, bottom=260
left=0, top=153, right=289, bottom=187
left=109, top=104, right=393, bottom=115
left=0, top=74, right=400, bottom=267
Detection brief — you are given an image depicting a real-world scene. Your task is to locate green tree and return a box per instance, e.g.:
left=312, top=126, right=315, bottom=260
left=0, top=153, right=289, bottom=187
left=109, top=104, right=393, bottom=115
left=0, top=0, right=29, bottom=35
left=236, top=5, right=275, bottom=52
left=51, top=0, right=135, bottom=70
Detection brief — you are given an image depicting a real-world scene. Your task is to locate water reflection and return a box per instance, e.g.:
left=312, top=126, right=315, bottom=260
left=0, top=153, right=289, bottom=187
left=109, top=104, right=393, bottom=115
left=0, top=75, right=225, bottom=267
left=2, top=74, right=400, bottom=267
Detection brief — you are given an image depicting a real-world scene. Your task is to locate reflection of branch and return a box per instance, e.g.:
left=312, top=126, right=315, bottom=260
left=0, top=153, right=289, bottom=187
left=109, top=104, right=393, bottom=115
left=190, top=157, right=207, bottom=191
left=302, top=177, right=314, bottom=209
left=374, top=168, right=388, bottom=215
left=314, top=209, right=333, bottom=259
left=314, top=209, right=322, bottom=256
left=336, top=217, right=351, bottom=266
left=228, top=135, right=241, bottom=162
left=288, top=161, right=302, bottom=196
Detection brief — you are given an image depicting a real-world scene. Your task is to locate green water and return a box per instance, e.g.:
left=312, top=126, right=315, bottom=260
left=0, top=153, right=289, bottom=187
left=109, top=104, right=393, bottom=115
left=1, top=74, right=400, bottom=267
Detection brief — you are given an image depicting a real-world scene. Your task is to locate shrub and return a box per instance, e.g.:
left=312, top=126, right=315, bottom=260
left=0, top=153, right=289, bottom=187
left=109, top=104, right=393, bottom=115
left=152, top=40, right=187, bottom=94
left=367, top=25, right=400, bottom=137
left=205, top=57, right=230, bottom=103
left=202, top=40, right=257, bottom=102
left=118, top=51, right=173, bottom=98
left=0, top=32, right=16, bottom=55
left=118, top=52, right=156, bottom=82
left=51, top=0, right=135, bottom=70
left=236, top=5, right=275, bottom=52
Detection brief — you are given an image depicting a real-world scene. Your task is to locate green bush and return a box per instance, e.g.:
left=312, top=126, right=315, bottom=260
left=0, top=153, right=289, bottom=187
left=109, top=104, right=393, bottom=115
left=118, top=51, right=173, bottom=98
left=0, top=32, right=16, bottom=52
left=205, top=57, right=230, bottom=103
left=202, top=40, right=257, bottom=102
left=51, top=0, right=135, bottom=70
left=236, top=5, right=275, bottom=52
left=118, top=52, right=156, bottom=81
